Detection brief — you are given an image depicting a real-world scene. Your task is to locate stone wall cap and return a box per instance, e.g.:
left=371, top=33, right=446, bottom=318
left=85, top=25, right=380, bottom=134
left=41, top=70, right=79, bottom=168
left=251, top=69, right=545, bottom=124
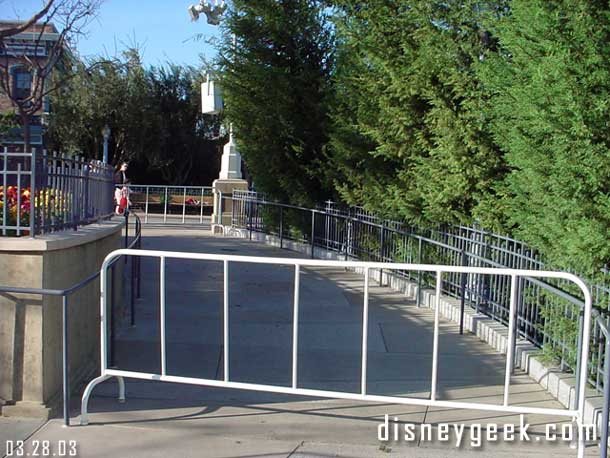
left=0, top=218, right=125, bottom=252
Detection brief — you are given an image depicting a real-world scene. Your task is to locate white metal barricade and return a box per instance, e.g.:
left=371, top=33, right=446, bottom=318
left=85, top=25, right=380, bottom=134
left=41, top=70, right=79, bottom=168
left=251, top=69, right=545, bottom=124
left=80, top=248, right=592, bottom=458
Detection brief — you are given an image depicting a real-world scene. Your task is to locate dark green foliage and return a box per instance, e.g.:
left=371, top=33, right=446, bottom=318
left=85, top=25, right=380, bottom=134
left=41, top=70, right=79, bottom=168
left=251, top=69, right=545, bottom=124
left=328, top=1, right=506, bottom=224
left=47, top=51, right=221, bottom=185
left=478, top=0, right=610, bottom=276
left=217, top=0, right=335, bottom=205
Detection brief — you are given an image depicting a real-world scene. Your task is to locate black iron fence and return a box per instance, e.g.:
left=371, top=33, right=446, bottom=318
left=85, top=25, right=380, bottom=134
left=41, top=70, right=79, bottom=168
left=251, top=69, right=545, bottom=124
left=1, top=147, right=115, bottom=236
left=229, top=190, right=610, bottom=395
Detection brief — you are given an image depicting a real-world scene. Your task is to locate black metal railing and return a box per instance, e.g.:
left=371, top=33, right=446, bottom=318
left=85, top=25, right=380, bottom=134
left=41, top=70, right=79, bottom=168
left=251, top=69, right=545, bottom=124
left=228, top=190, right=610, bottom=395
left=1, top=147, right=115, bottom=236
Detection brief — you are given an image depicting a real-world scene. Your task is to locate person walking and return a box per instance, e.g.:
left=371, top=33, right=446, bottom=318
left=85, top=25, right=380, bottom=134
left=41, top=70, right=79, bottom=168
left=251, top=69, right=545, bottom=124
left=114, top=162, right=130, bottom=215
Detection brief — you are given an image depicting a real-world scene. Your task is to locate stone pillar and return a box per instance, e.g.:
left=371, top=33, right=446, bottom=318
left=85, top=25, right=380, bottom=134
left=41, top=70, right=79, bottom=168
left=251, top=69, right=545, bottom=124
left=212, top=179, right=248, bottom=231
left=211, top=132, right=248, bottom=233
left=0, top=220, right=123, bottom=418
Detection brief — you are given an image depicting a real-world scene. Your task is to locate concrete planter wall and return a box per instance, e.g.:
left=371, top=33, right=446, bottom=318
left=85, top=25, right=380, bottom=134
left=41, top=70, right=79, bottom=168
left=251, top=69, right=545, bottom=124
left=0, top=220, right=124, bottom=418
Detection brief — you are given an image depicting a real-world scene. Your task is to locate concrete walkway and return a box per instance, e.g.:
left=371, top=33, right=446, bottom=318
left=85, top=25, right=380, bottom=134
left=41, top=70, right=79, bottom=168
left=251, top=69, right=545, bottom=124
left=5, top=228, right=600, bottom=457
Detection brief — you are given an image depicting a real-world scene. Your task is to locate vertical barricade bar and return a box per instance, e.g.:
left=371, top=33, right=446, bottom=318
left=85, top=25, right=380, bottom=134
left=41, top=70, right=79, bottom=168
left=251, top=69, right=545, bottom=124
left=430, top=271, right=442, bottom=401
left=200, top=187, right=204, bottom=224
left=16, top=163, right=22, bottom=236
left=379, top=227, right=385, bottom=286
left=361, top=267, right=370, bottom=395
left=279, top=207, right=284, bottom=249
left=459, top=250, right=468, bottom=335
left=292, top=265, right=300, bottom=389
left=2, top=147, right=8, bottom=235
left=62, top=295, right=70, bottom=427
left=310, top=210, right=315, bottom=259
left=223, top=260, right=229, bottom=382
left=503, top=274, right=518, bottom=406
left=182, top=188, right=187, bottom=224
left=573, top=310, right=584, bottom=409
left=130, top=251, right=135, bottom=326
left=163, top=188, right=168, bottom=223
left=101, top=260, right=109, bottom=373
left=145, top=186, right=150, bottom=223
left=416, top=238, right=423, bottom=307
left=160, top=256, right=167, bottom=376
left=600, top=336, right=610, bottom=458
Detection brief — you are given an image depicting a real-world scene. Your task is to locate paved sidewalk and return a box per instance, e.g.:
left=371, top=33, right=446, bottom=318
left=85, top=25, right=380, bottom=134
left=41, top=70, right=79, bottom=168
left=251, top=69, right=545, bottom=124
left=6, top=228, right=600, bottom=457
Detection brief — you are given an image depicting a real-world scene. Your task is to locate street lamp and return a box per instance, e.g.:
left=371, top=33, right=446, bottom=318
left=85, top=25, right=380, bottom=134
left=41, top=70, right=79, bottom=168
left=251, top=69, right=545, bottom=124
left=102, top=124, right=111, bottom=164
left=188, top=1, right=226, bottom=25
left=190, top=0, right=242, bottom=181
left=190, top=0, right=247, bottom=230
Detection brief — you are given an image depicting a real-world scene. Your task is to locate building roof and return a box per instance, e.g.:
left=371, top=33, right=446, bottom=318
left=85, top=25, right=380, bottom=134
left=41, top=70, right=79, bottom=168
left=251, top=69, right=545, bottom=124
left=0, top=21, right=58, bottom=34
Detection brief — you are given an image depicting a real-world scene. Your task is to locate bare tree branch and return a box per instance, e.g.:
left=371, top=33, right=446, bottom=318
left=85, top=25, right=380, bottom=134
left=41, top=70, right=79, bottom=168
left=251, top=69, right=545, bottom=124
left=0, top=0, right=102, bottom=151
left=0, top=0, right=56, bottom=39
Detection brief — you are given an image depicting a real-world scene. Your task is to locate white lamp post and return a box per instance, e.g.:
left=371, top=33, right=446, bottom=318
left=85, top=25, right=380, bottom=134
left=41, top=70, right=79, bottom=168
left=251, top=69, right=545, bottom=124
left=102, top=124, right=111, bottom=164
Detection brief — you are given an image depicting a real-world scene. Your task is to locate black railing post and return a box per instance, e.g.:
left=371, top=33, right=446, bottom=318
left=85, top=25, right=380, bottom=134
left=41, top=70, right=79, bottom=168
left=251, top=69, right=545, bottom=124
left=416, top=237, right=423, bottom=307
left=248, top=200, right=253, bottom=240
left=379, top=227, right=385, bottom=286
left=62, top=294, right=70, bottom=427
left=601, top=335, right=610, bottom=458
left=459, top=250, right=468, bottom=335
left=279, top=206, right=284, bottom=249
left=310, top=210, right=315, bottom=259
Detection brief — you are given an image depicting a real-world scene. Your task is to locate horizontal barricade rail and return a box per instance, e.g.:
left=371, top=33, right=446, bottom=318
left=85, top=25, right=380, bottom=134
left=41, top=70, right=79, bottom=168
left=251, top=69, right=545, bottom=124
left=80, top=248, right=592, bottom=457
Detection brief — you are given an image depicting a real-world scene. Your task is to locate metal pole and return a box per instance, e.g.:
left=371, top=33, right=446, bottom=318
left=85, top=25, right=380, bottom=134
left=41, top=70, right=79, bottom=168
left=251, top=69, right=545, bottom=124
left=292, top=265, right=300, bottom=389
left=503, top=274, right=518, bottom=406
left=160, top=256, right=166, bottom=376
left=574, top=310, right=584, bottom=409
left=431, top=272, right=442, bottom=401
left=200, top=187, right=204, bottom=224
left=62, top=295, right=70, bottom=427
left=130, top=252, right=135, bottom=326
left=124, top=212, right=129, bottom=264
left=110, top=264, right=116, bottom=367
left=248, top=200, right=253, bottom=240
left=310, top=210, right=315, bottom=259
left=30, top=148, right=36, bottom=237
left=136, top=221, right=141, bottom=299
left=223, top=260, right=229, bottom=382
left=163, top=187, right=168, bottom=223
left=600, top=337, right=610, bottom=458
left=416, top=237, right=423, bottom=307
left=279, top=207, right=284, bottom=249
left=182, top=188, right=187, bottom=224
left=145, top=186, right=149, bottom=223
left=379, top=227, right=385, bottom=286
left=361, top=267, right=370, bottom=395
left=459, top=250, right=468, bottom=335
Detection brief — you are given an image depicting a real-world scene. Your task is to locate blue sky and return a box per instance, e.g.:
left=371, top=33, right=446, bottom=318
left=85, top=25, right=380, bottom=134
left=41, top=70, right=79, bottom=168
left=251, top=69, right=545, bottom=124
left=0, top=0, right=221, bottom=67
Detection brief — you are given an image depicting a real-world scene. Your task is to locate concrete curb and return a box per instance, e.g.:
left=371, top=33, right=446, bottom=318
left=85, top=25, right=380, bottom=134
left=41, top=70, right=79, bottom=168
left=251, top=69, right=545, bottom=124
left=224, top=227, right=604, bottom=428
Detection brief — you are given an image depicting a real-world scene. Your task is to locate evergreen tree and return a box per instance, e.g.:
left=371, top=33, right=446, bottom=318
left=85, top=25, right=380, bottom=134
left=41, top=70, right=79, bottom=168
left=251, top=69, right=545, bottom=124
left=218, top=0, right=335, bottom=205
left=479, top=0, right=610, bottom=275
left=329, top=1, right=506, bottom=224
